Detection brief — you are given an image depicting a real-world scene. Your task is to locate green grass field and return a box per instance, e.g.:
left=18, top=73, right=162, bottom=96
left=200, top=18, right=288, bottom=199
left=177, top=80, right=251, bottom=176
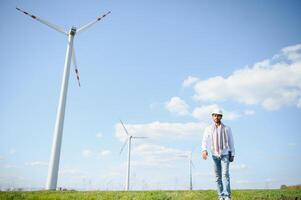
left=1, top=189, right=301, bottom=200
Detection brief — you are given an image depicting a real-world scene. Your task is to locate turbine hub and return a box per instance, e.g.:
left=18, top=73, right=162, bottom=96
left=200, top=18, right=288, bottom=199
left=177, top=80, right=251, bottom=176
left=70, top=27, right=77, bottom=36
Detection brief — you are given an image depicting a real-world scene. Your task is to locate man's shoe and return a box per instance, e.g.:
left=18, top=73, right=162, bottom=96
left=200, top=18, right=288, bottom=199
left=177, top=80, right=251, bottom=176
left=224, top=197, right=231, bottom=200
left=219, top=198, right=224, bottom=200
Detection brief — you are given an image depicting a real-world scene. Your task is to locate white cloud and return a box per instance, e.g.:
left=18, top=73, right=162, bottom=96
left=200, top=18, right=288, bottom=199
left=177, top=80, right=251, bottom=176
left=182, top=76, right=199, bottom=87
left=192, top=104, right=241, bottom=121
left=244, top=110, right=256, bottom=115
left=264, top=178, right=275, bottom=182
left=297, top=98, right=301, bottom=108
left=101, top=171, right=123, bottom=179
left=230, top=163, right=248, bottom=171
left=82, top=149, right=111, bottom=158
left=253, top=59, right=270, bottom=69
left=192, top=104, right=219, bottom=120
left=3, top=164, right=19, bottom=169
left=192, top=43, right=301, bottom=111
left=281, top=44, right=301, bottom=62
left=115, top=121, right=207, bottom=142
left=235, top=180, right=251, bottom=184
left=0, top=156, right=4, bottom=160
left=82, top=149, right=94, bottom=158
left=165, top=97, right=189, bottom=116
left=96, top=132, right=103, bottom=139
left=100, top=150, right=111, bottom=156
left=25, top=161, right=48, bottom=167
left=9, top=149, right=16, bottom=155
left=225, top=112, right=241, bottom=120
left=59, top=168, right=86, bottom=176
left=194, top=172, right=214, bottom=177
left=133, top=144, right=186, bottom=167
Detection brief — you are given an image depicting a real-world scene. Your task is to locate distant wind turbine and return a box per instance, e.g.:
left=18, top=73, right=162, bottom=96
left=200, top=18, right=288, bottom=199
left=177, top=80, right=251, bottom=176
left=119, top=120, right=147, bottom=191
left=16, top=7, right=111, bottom=190
left=177, top=150, right=195, bottom=190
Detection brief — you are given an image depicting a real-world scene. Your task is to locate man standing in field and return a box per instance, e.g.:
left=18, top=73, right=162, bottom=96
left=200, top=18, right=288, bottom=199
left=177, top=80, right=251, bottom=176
left=201, top=108, right=235, bottom=200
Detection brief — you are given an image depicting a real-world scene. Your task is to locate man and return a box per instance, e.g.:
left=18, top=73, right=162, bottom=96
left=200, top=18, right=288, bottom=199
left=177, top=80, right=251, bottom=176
left=201, top=108, right=235, bottom=200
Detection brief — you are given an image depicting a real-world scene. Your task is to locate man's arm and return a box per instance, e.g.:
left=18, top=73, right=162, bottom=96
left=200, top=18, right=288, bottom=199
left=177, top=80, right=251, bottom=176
left=228, top=127, right=235, bottom=156
left=201, top=128, right=210, bottom=160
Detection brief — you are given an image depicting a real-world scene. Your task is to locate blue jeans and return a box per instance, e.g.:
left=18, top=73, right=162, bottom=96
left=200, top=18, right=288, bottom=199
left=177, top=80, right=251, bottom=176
left=212, top=154, right=231, bottom=198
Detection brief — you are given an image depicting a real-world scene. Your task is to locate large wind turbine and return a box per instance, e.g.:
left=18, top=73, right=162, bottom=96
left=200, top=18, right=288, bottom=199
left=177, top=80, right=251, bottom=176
left=177, top=151, right=194, bottom=190
left=119, top=120, right=147, bottom=191
left=16, top=7, right=111, bottom=190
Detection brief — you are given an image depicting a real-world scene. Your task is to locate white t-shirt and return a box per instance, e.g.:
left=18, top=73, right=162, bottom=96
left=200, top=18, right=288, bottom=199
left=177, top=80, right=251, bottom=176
left=201, top=123, right=235, bottom=156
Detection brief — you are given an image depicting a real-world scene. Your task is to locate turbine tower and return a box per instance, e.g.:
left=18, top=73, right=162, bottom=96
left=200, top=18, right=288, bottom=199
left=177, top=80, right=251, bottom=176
left=119, top=120, right=147, bottom=191
left=177, top=151, right=194, bottom=190
left=16, top=7, right=111, bottom=190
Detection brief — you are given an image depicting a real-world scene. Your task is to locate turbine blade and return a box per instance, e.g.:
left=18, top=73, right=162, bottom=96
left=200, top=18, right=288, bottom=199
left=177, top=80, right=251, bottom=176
left=119, top=139, right=128, bottom=155
left=191, top=145, right=198, bottom=153
left=16, top=7, right=67, bottom=35
left=72, top=47, right=81, bottom=87
left=132, top=136, right=148, bottom=139
left=120, top=120, right=129, bottom=136
left=77, top=11, right=111, bottom=34
left=176, top=154, right=188, bottom=158
left=191, top=161, right=195, bottom=169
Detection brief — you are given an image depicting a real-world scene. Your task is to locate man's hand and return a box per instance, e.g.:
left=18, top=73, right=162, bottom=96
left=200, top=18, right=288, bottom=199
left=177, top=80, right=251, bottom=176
left=229, top=156, right=234, bottom=162
left=202, top=150, right=208, bottom=160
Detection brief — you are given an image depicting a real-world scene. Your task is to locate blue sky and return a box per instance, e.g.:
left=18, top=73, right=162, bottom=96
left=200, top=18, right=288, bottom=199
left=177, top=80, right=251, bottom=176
left=0, top=0, right=301, bottom=190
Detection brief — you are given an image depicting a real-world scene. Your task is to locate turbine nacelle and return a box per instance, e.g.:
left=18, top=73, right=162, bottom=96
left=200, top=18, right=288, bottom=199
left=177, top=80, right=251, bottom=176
left=70, top=27, right=77, bottom=36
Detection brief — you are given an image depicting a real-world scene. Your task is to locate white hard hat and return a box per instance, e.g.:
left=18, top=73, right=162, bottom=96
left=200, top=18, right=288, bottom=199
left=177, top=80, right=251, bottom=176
left=212, top=108, right=223, bottom=115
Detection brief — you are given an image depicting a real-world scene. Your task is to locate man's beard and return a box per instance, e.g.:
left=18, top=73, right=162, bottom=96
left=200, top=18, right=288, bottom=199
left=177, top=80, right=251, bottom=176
left=214, top=119, right=221, bottom=123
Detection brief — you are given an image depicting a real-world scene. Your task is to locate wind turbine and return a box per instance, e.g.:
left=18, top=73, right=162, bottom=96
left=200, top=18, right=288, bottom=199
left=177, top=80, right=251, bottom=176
left=16, top=7, right=111, bottom=190
left=177, top=150, right=195, bottom=190
left=119, top=120, right=147, bottom=191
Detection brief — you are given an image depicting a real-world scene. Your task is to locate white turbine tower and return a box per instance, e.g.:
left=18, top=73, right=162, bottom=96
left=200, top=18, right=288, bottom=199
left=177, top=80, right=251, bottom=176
left=119, top=120, right=147, bottom=191
left=177, top=150, right=195, bottom=190
left=16, top=7, right=111, bottom=190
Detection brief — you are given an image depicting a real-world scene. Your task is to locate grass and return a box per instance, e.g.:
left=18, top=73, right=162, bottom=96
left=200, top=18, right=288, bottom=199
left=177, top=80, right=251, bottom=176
left=1, top=189, right=301, bottom=200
